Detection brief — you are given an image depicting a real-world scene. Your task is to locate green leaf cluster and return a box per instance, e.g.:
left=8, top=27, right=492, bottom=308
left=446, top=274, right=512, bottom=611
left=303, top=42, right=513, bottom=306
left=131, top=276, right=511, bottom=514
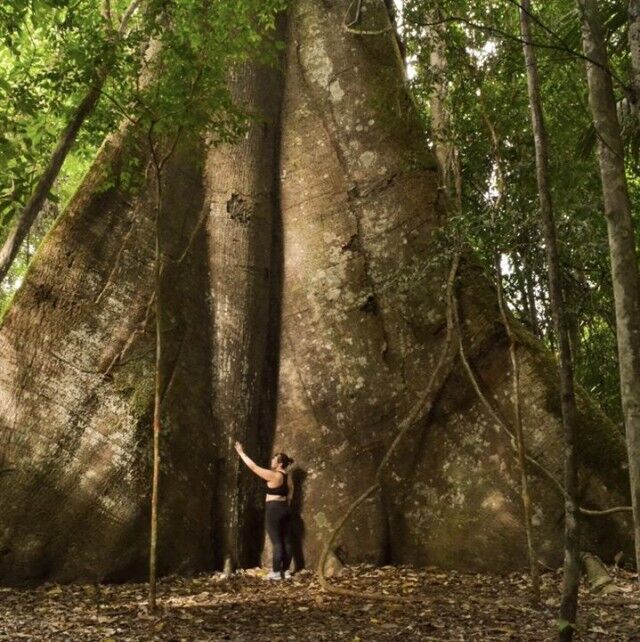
left=403, top=0, right=637, bottom=424
left=0, top=0, right=288, bottom=309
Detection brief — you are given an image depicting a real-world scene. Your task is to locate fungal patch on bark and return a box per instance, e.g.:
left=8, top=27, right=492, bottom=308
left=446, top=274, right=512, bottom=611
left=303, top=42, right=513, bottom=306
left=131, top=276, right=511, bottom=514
left=304, top=37, right=333, bottom=90
left=359, top=151, right=377, bottom=169
left=314, top=511, right=330, bottom=529
left=226, top=193, right=252, bottom=225
left=329, top=79, right=344, bottom=103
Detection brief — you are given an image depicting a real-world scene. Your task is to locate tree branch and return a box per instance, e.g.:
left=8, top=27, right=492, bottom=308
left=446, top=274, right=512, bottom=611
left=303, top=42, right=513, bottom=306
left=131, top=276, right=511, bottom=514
left=118, top=0, right=143, bottom=37
left=407, top=11, right=630, bottom=91
left=344, top=0, right=394, bottom=36
left=102, top=0, right=114, bottom=30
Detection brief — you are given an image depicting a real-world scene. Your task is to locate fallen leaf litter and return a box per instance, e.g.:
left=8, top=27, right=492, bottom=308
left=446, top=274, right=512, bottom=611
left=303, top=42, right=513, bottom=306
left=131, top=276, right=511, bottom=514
left=0, top=564, right=637, bottom=641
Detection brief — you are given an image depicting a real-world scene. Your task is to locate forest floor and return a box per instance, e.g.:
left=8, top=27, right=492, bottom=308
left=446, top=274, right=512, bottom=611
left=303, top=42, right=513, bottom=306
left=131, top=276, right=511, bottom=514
left=0, top=564, right=638, bottom=641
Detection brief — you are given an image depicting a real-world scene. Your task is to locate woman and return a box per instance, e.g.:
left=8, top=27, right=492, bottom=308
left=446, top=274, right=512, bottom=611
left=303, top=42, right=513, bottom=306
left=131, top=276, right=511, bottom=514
left=234, top=441, right=294, bottom=580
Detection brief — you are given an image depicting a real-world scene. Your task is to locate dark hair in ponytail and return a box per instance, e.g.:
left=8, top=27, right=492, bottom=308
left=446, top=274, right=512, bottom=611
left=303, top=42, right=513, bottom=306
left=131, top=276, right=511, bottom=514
left=276, top=452, right=294, bottom=469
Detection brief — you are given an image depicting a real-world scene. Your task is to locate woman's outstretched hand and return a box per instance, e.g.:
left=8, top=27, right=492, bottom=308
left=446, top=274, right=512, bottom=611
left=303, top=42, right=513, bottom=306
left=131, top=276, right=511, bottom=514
left=234, top=441, right=244, bottom=455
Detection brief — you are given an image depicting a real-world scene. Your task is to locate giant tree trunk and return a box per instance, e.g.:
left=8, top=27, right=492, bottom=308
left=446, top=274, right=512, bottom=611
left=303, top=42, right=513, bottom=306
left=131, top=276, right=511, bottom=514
left=0, top=0, right=633, bottom=584
left=204, top=56, right=284, bottom=570
left=274, top=0, right=632, bottom=571
left=0, top=122, right=217, bottom=583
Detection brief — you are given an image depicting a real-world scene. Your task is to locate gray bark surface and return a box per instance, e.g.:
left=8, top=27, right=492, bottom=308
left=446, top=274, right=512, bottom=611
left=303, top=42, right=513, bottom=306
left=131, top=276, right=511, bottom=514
left=204, top=56, right=284, bottom=570
left=0, top=122, right=218, bottom=583
left=274, top=0, right=632, bottom=571
left=0, top=124, right=159, bottom=582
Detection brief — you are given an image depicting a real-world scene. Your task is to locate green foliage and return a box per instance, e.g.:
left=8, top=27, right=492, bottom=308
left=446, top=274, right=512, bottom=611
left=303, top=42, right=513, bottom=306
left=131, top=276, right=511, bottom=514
left=0, top=0, right=287, bottom=311
left=132, top=0, right=287, bottom=146
left=403, top=0, right=633, bottom=424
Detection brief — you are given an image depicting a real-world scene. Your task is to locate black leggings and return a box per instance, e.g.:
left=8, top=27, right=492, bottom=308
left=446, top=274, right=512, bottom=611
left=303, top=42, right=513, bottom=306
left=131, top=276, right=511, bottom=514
left=265, top=501, right=292, bottom=574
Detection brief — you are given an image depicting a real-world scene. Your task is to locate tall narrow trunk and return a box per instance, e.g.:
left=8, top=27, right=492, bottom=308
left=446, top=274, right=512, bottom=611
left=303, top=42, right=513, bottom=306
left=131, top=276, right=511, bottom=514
left=480, top=95, right=541, bottom=599
left=578, top=0, right=640, bottom=581
left=520, top=3, right=581, bottom=636
left=478, top=81, right=541, bottom=600
left=426, top=4, right=454, bottom=195
left=148, top=127, right=165, bottom=613
left=522, top=252, right=542, bottom=338
left=496, top=255, right=541, bottom=602
left=513, top=255, right=534, bottom=333
left=205, top=54, right=284, bottom=570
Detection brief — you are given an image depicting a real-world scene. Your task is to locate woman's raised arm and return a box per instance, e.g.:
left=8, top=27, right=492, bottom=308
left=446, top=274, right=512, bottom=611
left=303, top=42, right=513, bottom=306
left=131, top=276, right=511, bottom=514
left=235, top=441, right=279, bottom=482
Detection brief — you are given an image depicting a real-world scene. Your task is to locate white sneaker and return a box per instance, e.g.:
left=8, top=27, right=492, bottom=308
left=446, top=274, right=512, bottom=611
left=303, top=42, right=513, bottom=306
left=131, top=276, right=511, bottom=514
left=264, top=571, right=281, bottom=581
left=283, top=570, right=292, bottom=579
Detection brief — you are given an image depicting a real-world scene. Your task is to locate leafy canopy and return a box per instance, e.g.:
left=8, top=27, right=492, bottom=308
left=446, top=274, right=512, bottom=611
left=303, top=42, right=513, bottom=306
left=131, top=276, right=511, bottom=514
left=0, top=0, right=287, bottom=303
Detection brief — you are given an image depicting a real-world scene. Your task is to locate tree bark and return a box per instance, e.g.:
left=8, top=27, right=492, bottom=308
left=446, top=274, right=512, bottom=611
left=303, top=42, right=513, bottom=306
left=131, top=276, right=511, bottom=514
left=425, top=4, right=454, bottom=195
left=0, top=123, right=159, bottom=583
left=0, top=117, right=218, bottom=584
left=628, top=1, right=640, bottom=124
left=204, top=53, right=284, bottom=571
left=274, top=0, right=632, bottom=572
left=578, top=0, right=640, bottom=581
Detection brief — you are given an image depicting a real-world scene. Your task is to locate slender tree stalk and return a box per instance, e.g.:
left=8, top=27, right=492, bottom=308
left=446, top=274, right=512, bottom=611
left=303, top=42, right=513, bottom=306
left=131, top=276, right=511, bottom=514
left=148, top=285, right=161, bottom=612
left=520, top=2, right=581, bottom=636
left=577, top=0, right=640, bottom=583
left=497, top=256, right=541, bottom=602
left=628, top=1, right=640, bottom=124
left=147, top=122, right=180, bottom=614
left=477, top=84, right=541, bottom=601
left=425, top=4, right=454, bottom=194
left=147, top=124, right=162, bottom=615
